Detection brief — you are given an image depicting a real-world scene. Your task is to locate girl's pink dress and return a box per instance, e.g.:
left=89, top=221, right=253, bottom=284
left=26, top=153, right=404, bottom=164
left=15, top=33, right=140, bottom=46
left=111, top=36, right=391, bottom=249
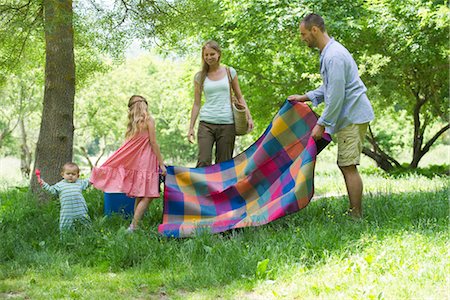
left=90, top=131, right=160, bottom=198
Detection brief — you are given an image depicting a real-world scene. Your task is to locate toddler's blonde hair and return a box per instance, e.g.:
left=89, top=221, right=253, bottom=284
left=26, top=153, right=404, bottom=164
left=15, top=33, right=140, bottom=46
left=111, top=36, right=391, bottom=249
left=125, top=95, right=150, bottom=139
left=61, top=162, right=80, bottom=174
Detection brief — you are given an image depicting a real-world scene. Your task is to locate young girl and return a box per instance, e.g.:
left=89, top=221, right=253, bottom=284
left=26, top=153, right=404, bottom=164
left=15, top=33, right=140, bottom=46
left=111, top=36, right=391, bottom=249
left=187, top=40, right=254, bottom=167
left=38, top=162, right=91, bottom=231
left=90, top=95, right=167, bottom=232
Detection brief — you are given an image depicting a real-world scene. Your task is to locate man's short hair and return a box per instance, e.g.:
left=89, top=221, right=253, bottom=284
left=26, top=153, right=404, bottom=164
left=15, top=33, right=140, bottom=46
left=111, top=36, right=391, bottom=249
left=302, top=13, right=326, bottom=32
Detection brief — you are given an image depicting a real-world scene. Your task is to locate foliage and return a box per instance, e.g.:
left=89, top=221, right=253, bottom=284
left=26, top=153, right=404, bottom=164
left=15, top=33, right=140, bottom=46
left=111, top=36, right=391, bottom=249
left=0, top=171, right=448, bottom=298
left=360, top=0, right=449, bottom=118
left=142, top=0, right=449, bottom=169
left=1, top=0, right=448, bottom=174
left=144, top=0, right=370, bottom=130
left=359, top=0, right=449, bottom=167
left=74, top=54, right=200, bottom=166
left=0, top=0, right=43, bottom=85
left=0, top=68, right=43, bottom=156
left=0, top=1, right=110, bottom=87
left=391, top=164, right=450, bottom=178
left=365, top=105, right=411, bottom=157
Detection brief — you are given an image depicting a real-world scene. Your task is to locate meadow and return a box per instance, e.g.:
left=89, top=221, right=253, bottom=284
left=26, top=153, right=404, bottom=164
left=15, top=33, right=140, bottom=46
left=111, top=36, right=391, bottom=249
left=0, top=145, right=448, bottom=299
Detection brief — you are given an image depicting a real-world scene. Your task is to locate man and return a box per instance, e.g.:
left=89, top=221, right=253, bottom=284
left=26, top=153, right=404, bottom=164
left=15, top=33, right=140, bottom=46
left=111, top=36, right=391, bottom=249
left=288, top=13, right=374, bottom=218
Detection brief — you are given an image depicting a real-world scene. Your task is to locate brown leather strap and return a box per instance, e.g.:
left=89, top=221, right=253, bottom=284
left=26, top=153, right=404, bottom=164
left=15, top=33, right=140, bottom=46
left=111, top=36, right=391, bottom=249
left=226, top=67, right=234, bottom=105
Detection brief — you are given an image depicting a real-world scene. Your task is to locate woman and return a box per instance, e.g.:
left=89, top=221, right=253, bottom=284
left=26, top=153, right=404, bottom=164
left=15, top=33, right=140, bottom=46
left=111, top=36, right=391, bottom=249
left=187, top=40, right=253, bottom=167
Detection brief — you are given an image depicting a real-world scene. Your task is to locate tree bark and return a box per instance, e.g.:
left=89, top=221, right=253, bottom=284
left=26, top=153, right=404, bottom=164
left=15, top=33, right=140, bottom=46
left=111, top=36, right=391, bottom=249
left=411, top=96, right=425, bottom=168
left=31, top=0, right=75, bottom=197
left=410, top=123, right=450, bottom=168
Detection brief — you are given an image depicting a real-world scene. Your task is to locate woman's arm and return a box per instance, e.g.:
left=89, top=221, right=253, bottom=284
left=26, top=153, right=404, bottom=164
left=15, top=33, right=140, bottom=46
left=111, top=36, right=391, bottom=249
left=231, top=74, right=254, bottom=131
left=147, top=118, right=167, bottom=175
left=188, top=80, right=202, bottom=143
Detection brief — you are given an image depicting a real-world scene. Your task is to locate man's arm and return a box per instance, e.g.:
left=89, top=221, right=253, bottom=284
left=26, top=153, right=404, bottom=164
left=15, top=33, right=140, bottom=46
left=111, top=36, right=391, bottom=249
left=316, top=56, right=346, bottom=129
left=288, top=85, right=325, bottom=106
left=306, top=84, right=325, bottom=107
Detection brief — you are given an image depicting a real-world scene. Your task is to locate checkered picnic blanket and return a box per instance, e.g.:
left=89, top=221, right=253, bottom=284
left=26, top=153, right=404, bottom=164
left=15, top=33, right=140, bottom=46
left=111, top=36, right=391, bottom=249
left=158, top=100, right=331, bottom=237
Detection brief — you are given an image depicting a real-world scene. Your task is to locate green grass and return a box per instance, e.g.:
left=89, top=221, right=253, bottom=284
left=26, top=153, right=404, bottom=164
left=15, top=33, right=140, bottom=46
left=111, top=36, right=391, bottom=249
left=0, top=168, right=448, bottom=299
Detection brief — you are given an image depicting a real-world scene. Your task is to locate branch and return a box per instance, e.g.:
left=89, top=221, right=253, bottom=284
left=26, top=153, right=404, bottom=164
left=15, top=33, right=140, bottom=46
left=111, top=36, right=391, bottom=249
left=161, top=0, right=181, bottom=13
left=364, top=125, right=401, bottom=168
left=79, top=146, right=94, bottom=170
left=5, top=5, right=43, bottom=71
left=87, top=0, right=102, bottom=12
left=0, top=116, right=20, bottom=148
left=114, top=0, right=129, bottom=28
left=114, top=0, right=142, bottom=29
left=421, top=123, right=450, bottom=156
left=0, top=0, right=33, bottom=13
left=94, top=147, right=106, bottom=167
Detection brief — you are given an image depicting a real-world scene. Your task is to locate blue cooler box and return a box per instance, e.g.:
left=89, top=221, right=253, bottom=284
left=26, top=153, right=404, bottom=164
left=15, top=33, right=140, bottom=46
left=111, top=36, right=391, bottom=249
left=104, top=193, right=135, bottom=216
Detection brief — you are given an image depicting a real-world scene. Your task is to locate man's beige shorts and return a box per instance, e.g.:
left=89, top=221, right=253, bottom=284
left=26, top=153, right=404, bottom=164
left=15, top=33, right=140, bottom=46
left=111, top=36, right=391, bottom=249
left=335, top=123, right=369, bottom=167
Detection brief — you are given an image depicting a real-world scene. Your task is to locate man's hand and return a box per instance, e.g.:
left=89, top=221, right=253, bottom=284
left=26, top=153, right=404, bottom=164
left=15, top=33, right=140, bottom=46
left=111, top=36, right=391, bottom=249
left=311, top=124, right=325, bottom=140
left=187, top=129, right=195, bottom=144
left=287, top=94, right=309, bottom=102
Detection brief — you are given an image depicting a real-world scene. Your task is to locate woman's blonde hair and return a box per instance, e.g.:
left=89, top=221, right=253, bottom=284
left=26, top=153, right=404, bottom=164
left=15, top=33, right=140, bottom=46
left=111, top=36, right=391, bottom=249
left=125, top=95, right=149, bottom=139
left=198, top=40, right=222, bottom=89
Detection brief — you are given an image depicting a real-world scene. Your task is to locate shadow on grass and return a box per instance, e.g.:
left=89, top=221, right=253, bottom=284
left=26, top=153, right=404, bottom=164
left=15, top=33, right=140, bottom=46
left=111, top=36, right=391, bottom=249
left=0, top=185, right=448, bottom=298
left=361, top=164, right=450, bottom=179
left=147, top=187, right=449, bottom=294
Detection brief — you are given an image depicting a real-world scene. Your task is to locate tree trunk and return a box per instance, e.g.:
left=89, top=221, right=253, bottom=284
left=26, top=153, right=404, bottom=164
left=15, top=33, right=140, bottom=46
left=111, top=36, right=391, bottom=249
left=362, top=125, right=401, bottom=172
left=410, top=123, right=450, bottom=168
left=410, top=98, right=424, bottom=168
left=362, top=147, right=395, bottom=172
left=19, top=118, right=32, bottom=179
left=31, top=0, right=75, bottom=197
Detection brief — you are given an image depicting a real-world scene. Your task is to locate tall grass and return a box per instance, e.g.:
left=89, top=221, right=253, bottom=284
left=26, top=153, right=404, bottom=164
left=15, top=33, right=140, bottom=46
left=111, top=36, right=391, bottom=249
left=0, top=167, right=448, bottom=299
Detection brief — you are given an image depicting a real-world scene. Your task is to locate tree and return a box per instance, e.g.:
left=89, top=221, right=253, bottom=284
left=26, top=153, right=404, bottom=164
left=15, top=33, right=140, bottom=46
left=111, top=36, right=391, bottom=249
left=0, top=2, right=44, bottom=165
left=1, top=0, right=191, bottom=194
left=147, top=0, right=449, bottom=170
left=138, top=0, right=370, bottom=129
left=30, top=0, right=76, bottom=194
left=358, top=0, right=449, bottom=169
left=74, top=54, right=199, bottom=167
left=1, top=0, right=101, bottom=184
left=0, top=69, right=43, bottom=172
left=0, top=1, right=43, bottom=86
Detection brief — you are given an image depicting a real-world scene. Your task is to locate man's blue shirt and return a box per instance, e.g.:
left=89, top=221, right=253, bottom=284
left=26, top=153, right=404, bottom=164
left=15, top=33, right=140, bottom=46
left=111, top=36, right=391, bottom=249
left=306, top=39, right=374, bottom=134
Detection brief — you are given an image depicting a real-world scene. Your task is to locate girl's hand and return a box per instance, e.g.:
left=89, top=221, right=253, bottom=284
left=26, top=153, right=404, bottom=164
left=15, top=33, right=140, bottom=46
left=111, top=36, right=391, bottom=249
left=187, top=129, right=195, bottom=144
left=160, top=165, right=167, bottom=176
left=38, top=178, right=44, bottom=186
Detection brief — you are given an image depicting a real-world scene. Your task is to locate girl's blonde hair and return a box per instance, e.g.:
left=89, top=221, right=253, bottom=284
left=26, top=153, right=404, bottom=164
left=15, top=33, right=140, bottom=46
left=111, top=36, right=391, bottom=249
left=198, top=40, right=222, bottom=89
left=125, top=95, right=149, bottom=139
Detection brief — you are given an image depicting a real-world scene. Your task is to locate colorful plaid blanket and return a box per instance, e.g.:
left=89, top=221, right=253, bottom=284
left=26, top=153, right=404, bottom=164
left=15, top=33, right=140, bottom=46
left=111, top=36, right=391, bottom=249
left=158, top=100, right=331, bottom=237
